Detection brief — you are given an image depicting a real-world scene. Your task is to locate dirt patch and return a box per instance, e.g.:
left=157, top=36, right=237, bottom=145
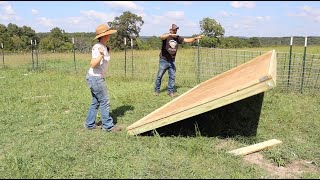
left=243, top=152, right=318, bottom=178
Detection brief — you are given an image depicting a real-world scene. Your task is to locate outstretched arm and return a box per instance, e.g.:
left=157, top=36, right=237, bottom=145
left=160, top=33, right=178, bottom=40
left=183, top=35, right=205, bottom=43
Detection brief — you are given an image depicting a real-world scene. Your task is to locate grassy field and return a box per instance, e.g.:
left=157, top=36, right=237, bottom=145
left=2, top=46, right=320, bottom=94
left=0, top=47, right=319, bottom=178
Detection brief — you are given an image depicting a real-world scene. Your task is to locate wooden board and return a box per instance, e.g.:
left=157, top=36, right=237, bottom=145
left=127, top=50, right=277, bottom=135
left=228, top=139, right=283, bottom=156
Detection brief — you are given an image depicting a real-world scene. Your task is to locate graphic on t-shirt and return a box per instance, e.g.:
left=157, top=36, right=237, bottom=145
left=169, top=40, right=177, bottom=49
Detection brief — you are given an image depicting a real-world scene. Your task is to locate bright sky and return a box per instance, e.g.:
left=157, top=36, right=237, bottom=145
left=0, top=1, right=319, bottom=37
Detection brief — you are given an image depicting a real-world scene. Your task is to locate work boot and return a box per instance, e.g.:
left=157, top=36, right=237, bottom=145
left=84, top=124, right=99, bottom=130
left=102, top=126, right=122, bottom=132
left=110, top=126, right=122, bottom=132
left=168, top=92, right=175, bottom=97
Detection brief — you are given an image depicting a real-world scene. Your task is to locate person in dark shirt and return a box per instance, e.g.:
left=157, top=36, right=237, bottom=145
left=154, top=24, right=204, bottom=97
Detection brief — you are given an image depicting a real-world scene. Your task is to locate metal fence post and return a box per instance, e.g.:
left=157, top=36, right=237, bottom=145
left=131, top=38, right=133, bottom=77
left=300, top=36, right=307, bottom=93
left=31, top=40, right=34, bottom=70
left=72, top=37, right=76, bottom=70
left=124, top=37, right=127, bottom=78
left=287, top=37, right=293, bottom=88
left=197, top=39, right=200, bottom=84
left=35, top=40, right=39, bottom=69
left=1, top=43, right=4, bottom=67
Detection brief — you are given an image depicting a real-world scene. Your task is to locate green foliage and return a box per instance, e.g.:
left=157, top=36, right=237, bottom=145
left=135, top=36, right=162, bottom=50
left=7, top=23, right=21, bottom=37
left=108, top=11, right=144, bottom=50
left=264, top=148, right=292, bottom=167
left=0, top=23, right=38, bottom=51
left=145, top=36, right=162, bottom=49
left=2, top=19, right=320, bottom=53
left=10, top=35, right=24, bottom=51
left=69, top=32, right=95, bottom=52
left=40, top=27, right=72, bottom=52
left=219, top=36, right=249, bottom=48
left=135, top=38, right=150, bottom=50
left=199, top=17, right=225, bottom=38
left=248, top=37, right=261, bottom=47
left=199, top=37, right=218, bottom=48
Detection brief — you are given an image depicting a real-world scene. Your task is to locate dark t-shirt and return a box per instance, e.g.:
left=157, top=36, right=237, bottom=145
left=159, top=35, right=184, bottom=61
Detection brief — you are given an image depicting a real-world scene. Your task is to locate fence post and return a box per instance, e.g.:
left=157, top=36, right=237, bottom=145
left=31, top=40, right=34, bottom=70
left=197, top=39, right=200, bottom=84
left=287, top=37, right=293, bottom=88
left=300, top=36, right=307, bottom=93
left=1, top=43, right=4, bottom=67
left=124, top=37, right=127, bottom=78
left=35, top=40, right=39, bottom=69
left=131, top=38, right=133, bottom=77
left=72, top=37, right=76, bottom=70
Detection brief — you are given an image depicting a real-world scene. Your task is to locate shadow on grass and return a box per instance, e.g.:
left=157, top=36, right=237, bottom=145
left=96, top=105, right=134, bottom=126
left=140, top=92, right=264, bottom=138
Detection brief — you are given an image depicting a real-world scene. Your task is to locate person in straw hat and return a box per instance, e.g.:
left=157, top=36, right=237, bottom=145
left=154, top=24, right=204, bottom=97
left=84, top=24, right=122, bottom=132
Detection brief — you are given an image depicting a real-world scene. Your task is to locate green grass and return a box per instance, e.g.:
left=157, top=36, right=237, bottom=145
left=0, top=62, right=319, bottom=178
left=234, top=45, right=320, bottom=54
left=3, top=46, right=319, bottom=92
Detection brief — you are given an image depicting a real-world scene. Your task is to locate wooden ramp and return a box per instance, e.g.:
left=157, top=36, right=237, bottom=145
left=127, top=50, right=277, bottom=135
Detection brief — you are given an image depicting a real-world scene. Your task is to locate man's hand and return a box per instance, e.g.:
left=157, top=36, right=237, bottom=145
left=169, top=33, right=178, bottom=38
left=160, top=33, right=179, bottom=40
left=195, top=35, right=205, bottom=40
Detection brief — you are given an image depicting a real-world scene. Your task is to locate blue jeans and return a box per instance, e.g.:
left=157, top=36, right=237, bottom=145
left=85, top=74, right=114, bottom=130
left=154, top=59, right=176, bottom=94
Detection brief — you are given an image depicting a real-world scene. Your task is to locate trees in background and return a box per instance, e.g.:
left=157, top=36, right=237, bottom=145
left=200, top=17, right=225, bottom=38
left=107, top=11, right=144, bottom=50
left=69, top=32, right=94, bottom=52
left=198, top=17, right=225, bottom=48
left=1, top=12, right=320, bottom=53
left=0, top=23, right=39, bottom=52
left=39, top=27, right=72, bottom=52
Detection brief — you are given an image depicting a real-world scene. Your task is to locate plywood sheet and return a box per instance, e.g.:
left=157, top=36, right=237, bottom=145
left=127, top=50, right=277, bottom=135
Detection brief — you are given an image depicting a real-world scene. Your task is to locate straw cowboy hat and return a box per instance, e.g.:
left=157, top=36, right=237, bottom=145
left=93, top=24, right=117, bottom=40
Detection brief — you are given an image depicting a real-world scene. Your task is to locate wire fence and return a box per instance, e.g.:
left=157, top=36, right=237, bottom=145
left=1, top=47, right=319, bottom=93
left=193, top=47, right=320, bottom=93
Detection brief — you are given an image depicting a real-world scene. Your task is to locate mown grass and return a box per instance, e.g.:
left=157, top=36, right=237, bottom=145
left=0, top=48, right=319, bottom=178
